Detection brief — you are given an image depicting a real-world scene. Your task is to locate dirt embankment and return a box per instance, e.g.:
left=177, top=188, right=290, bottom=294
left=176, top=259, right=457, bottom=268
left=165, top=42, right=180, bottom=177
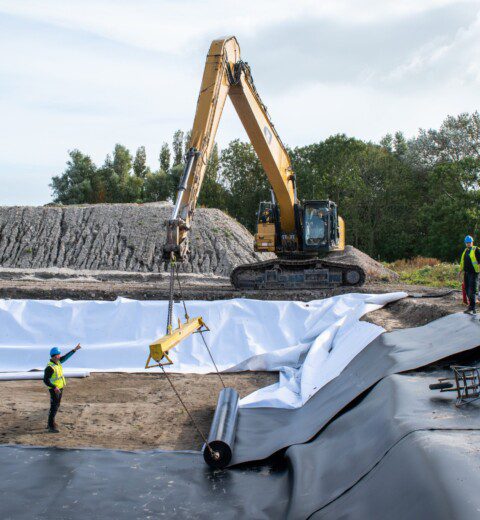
left=328, top=245, right=398, bottom=282
left=0, top=203, right=272, bottom=276
left=0, top=204, right=399, bottom=283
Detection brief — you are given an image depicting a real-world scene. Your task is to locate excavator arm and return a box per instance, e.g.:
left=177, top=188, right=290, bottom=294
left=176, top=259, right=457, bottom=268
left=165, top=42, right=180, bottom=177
left=164, top=36, right=297, bottom=260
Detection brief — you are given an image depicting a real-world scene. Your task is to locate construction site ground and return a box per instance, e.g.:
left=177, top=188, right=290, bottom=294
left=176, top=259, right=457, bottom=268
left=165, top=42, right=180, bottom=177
left=0, top=268, right=465, bottom=451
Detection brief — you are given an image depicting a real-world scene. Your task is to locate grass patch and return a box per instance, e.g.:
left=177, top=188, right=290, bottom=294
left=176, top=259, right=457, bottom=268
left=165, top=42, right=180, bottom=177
left=386, top=257, right=459, bottom=288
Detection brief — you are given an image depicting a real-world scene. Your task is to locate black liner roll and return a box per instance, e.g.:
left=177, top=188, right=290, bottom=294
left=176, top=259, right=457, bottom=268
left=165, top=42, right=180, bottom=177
left=203, top=387, right=239, bottom=469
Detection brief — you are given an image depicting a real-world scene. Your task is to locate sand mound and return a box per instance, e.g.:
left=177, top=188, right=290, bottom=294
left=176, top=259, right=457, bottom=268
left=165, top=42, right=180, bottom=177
left=0, top=203, right=272, bottom=276
left=0, top=204, right=396, bottom=281
left=326, top=245, right=399, bottom=282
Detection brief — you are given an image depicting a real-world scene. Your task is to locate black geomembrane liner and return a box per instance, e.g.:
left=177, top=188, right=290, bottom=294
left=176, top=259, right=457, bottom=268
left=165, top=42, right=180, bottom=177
left=1, top=313, right=479, bottom=519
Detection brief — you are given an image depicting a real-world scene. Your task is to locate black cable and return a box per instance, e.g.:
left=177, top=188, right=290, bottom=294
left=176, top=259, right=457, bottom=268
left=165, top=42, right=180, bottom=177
left=159, top=366, right=214, bottom=456
left=199, top=330, right=226, bottom=389
left=175, top=266, right=226, bottom=388
left=407, top=289, right=456, bottom=299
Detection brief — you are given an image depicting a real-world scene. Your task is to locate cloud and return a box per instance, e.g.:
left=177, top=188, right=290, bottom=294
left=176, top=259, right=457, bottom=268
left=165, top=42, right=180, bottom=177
left=240, top=2, right=478, bottom=90
left=386, top=9, right=480, bottom=87
left=0, top=0, right=479, bottom=205
left=0, top=0, right=472, bottom=53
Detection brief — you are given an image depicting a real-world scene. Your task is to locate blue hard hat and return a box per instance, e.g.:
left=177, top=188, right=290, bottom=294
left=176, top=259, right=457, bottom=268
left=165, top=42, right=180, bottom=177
left=465, top=235, right=474, bottom=244
left=50, top=347, right=61, bottom=357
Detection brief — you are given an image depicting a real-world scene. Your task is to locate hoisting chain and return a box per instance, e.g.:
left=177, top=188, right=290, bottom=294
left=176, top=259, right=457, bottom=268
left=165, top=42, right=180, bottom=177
left=166, top=256, right=176, bottom=334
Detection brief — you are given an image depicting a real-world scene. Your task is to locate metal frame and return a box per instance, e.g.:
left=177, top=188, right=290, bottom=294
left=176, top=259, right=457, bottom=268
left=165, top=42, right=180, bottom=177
left=145, top=317, right=209, bottom=369
left=431, top=365, right=480, bottom=407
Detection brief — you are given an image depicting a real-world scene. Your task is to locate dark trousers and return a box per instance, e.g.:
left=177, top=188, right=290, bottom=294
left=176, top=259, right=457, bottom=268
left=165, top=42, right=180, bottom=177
left=464, top=271, right=478, bottom=311
left=48, top=388, right=63, bottom=428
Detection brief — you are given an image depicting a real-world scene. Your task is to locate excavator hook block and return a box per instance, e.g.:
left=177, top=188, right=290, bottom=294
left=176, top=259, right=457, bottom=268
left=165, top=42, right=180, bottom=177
left=145, top=317, right=209, bottom=369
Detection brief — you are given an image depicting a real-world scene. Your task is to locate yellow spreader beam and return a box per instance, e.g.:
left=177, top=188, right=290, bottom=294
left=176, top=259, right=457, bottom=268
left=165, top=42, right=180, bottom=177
left=145, top=316, right=209, bottom=369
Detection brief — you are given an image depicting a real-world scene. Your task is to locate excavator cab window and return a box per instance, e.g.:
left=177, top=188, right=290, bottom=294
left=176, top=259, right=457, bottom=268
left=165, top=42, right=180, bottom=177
left=257, top=202, right=276, bottom=224
left=304, top=205, right=328, bottom=247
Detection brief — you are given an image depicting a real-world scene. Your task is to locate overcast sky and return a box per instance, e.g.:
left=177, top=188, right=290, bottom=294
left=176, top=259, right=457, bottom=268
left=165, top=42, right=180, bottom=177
left=0, top=0, right=479, bottom=205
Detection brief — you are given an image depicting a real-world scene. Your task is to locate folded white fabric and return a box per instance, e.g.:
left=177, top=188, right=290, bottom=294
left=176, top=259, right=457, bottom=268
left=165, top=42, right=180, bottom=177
left=0, top=293, right=406, bottom=408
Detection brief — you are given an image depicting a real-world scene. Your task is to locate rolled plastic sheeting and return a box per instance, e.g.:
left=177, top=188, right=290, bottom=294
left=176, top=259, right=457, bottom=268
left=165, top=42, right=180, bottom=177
left=203, top=387, right=239, bottom=469
left=0, top=370, right=90, bottom=381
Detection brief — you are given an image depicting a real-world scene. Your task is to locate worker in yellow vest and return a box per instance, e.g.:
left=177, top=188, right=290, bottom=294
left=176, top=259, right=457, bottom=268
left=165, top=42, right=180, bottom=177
left=43, top=344, right=81, bottom=433
left=459, top=235, right=480, bottom=315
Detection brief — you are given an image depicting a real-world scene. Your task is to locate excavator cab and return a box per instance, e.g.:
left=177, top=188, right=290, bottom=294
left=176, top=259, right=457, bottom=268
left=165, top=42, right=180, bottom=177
left=302, top=201, right=343, bottom=254
left=254, top=199, right=345, bottom=256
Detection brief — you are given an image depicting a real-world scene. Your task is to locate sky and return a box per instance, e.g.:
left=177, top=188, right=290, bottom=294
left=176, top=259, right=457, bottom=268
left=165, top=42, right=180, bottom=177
left=0, top=0, right=479, bottom=205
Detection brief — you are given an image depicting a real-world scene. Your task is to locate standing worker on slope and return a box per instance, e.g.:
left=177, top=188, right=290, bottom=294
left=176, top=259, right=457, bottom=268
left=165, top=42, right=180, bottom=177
left=43, top=344, right=81, bottom=433
left=459, top=235, right=480, bottom=315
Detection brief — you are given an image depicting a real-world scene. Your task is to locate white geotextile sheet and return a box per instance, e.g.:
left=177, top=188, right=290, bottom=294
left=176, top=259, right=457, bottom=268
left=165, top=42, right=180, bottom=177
left=0, top=293, right=406, bottom=408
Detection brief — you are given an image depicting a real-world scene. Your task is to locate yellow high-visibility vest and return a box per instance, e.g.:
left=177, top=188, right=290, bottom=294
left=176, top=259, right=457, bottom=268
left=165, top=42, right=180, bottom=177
left=47, top=361, right=66, bottom=389
left=460, top=246, right=479, bottom=273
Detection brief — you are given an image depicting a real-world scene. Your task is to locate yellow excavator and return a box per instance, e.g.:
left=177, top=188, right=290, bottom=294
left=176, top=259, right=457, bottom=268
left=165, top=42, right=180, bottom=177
left=164, top=36, right=365, bottom=290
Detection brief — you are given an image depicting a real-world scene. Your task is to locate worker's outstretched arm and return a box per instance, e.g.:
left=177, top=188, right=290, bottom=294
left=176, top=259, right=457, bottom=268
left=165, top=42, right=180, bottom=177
left=60, top=343, right=81, bottom=363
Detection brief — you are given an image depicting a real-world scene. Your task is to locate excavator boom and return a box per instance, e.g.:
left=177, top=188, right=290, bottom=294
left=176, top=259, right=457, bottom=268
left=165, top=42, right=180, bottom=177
left=164, top=37, right=296, bottom=259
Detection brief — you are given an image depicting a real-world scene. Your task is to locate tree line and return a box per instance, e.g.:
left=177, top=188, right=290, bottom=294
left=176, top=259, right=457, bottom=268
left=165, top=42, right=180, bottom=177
left=51, top=112, right=480, bottom=262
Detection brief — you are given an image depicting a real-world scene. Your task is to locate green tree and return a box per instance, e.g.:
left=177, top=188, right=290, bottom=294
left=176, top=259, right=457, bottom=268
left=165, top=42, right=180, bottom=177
left=133, top=146, right=148, bottom=178
left=143, top=170, right=170, bottom=202
left=50, top=150, right=101, bottom=204
left=113, top=144, right=132, bottom=182
left=167, top=163, right=183, bottom=201
left=220, top=140, right=271, bottom=231
left=198, top=143, right=229, bottom=209
left=96, top=145, right=143, bottom=203
left=393, top=131, right=407, bottom=159
left=184, top=129, right=192, bottom=156
left=96, top=154, right=119, bottom=202
left=291, top=135, right=421, bottom=259
left=379, top=134, right=393, bottom=153
left=417, top=158, right=480, bottom=260
left=408, top=111, right=480, bottom=168
left=172, top=130, right=184, bottom=166
left=159, top=142, right=171, bottom=173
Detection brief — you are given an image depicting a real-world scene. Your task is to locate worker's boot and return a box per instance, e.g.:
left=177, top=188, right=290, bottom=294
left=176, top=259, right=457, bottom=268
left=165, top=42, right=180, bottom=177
left=48, top=426, right=59, bottom=433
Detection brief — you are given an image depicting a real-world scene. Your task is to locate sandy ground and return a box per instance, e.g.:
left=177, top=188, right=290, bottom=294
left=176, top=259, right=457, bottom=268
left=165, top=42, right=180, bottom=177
left=0, top=372, right=277, bottom=451
left=0, top=280, right=468, bottom=451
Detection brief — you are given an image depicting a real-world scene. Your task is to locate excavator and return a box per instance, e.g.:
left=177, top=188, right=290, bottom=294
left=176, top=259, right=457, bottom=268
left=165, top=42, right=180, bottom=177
left=147, top=38, right=365, bottom=463
left=163, top=36, right=365, bottom=290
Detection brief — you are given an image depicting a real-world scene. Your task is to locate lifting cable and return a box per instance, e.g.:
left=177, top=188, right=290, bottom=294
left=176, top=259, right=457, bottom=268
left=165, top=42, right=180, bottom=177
left=158, top=363, right=212, bottom=452
left=175, top=267, right=226, bottom=390
left=159, top=257, right=226, bottom=456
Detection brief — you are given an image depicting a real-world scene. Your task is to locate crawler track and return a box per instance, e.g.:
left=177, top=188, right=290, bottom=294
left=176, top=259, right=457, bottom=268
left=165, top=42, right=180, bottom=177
left=231, top=258, right=366, bottom=290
